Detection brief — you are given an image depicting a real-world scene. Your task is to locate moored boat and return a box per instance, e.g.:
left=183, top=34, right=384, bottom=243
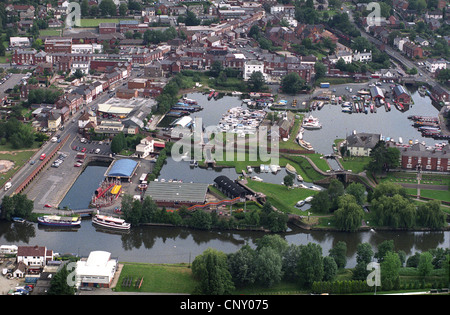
left=37, top=215, right=81, bottom=227
left=285, top=163, right=296, bottom=174
left=92, top=214, right=131, bottom=230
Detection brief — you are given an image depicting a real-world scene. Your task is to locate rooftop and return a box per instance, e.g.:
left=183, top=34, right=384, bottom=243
left=145, top=181, right=209, bottom=204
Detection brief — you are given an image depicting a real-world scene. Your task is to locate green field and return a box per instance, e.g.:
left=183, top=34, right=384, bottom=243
left=0, top=150, right=37, bottom=188
left=245, top=179, right=318, bottom=214
left=79, top=18, right=122, bottom=27
left=115, top=263, right=197, bottom=293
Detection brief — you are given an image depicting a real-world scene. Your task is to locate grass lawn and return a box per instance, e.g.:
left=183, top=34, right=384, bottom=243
left=416, top=189, right=450, bottom=203
left=115, top=263, right=197, bottom=294
left=79, top=18, right=122, bottom=27
left=245, top=179, right=318, bottom=214
left=340, top=156, right=371, bottom=173
left=279, top=117, right=304, bottom=151
left=39, top=29, right=62, bottom=37
left=0, top=149, right=37, bottom=188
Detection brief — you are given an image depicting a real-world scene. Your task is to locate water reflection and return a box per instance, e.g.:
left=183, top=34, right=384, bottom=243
left=0, top=220, right=448, bottom=268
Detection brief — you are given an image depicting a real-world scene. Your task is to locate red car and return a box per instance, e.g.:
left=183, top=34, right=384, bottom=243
left=44, top=204, right=52, bottom=208
left=40, top=154, right=46, bottom=160
left=81, top=147, right=87, bottom=153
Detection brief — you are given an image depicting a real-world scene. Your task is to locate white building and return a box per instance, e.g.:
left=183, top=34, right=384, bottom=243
left=71, top=60, right=90, bottom=75
left=425, top=58, right=447, bottom=73
left=394, top=37, right=409, bottom=52
left=75, top=251, right=118, bottom=288
left=243, top=60, right=266, bottom=81
left=352, top=50, right=372, bottom=63
left=328, top=51, right=353, bottom=64
left=71, top=43, right=103, bottom=54
left=135, top=136, right=154, bottom=158
left=17, top=245, right=54, bottom=267
left=9, top=37, right=30, bottom=47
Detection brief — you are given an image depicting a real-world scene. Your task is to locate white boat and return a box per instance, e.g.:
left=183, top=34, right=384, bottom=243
left=285, top=163, right=296, bottom=174
left=269, top=165, right=279, bottom=173
left=297, top=174, right=303, bottom=181
left=247, top=165, right=253, bottom=173
left=310, top=185, right=321, bottom=191
left=302, top=115, right=322, bottom=129
left=398, top=137, right=403, bottom=144
left=92, top=214, right=131, bottom=230
left=251, top=176, right=263, bottom=182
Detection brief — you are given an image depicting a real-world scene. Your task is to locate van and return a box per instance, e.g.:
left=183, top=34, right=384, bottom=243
left=95, top=148, right=100, bottom=154
left=51, top=137, right=57, bottom=143
left=4, top=182, right=11, bottom=191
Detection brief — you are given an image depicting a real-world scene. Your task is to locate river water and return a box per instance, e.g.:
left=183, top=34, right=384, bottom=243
left=0, top=87, right=448, bottom=267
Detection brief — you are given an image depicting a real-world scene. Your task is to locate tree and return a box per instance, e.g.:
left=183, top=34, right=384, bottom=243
left=47, top=264, right=76, bottom=295
left=81, top=0, right=89, bottom=16
left=366, top=140, right=400, bottom=174
left=416, top=200, right=446, bottom=229
left=334, top=194, right=364, bottom=232
left=248, top=71, right=265, bottom=91
left=192, top=248, right=235, bottom=295
left=227, top=245, right=257, bottom=287
left=185, top=10, right=201, bottom=26
left=99, top=0, right=117, bottom=16
left=119, top=3, right=128, bottom=16
left=190, top=210, right=212, bottom=230
left=417, top=252, right=433, bottom=278
left=353, top=243, right=374, bottom=280
left=282, top=244, right=302, bottom=281
left=111, top=132, right=126, bottom=153
left=280, top=72, right=305, bottom=94
left=323, top=256, right=338, bottom=281
left=297, top=243, right=324, bottom=288
left=310, top=190, right=331, bottom=213
left=314, top=62, right=327, bottom=80
left=210, top=61, right=223, bottom=77
left=328, top=241, right=347, bottom=269
left=254, top=246, right=283, bottom=287
left=381, top=251, right=401, bottom=291
left=375, top=240, right=395, bottom=263
left=283, top=174, right=294, bottom=187
left=345, top=182, right=366, bottom=205
left=327, top=179, right=344, bottom=210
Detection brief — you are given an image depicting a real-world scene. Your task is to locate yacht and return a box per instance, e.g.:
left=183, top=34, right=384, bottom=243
left=92, top=214, right=131, bottom=230
left=302, top=115, right=322, bottom=129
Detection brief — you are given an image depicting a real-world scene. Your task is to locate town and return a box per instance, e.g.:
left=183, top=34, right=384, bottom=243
left=0, top=0, right=449, bottom=297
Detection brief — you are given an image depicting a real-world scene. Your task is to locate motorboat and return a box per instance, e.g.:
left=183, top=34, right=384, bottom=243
left=297, top=174, right=303, bottom=182
left=92, top=214, right=131, bottom=230
left=305, top=196, right=314, bottom=203
left=251, top=176, right=263, bottom=182
left=285, top=163, right=296, bottom=174
left=37, top=215, right=81, bottom=227
left=302, top=115, right=322, bottom=129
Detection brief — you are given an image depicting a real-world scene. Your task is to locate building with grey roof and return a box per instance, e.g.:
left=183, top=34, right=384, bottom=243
left=145, top=181, right=209, bottom=208
left=345, top=132, right=381, bottom=156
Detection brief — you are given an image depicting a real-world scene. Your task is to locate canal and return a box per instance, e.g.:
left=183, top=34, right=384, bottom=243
left=1, top=85, right=448, bottom=267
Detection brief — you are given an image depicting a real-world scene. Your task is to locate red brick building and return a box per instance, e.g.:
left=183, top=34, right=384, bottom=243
left=400, top=143, right=450, bottom=172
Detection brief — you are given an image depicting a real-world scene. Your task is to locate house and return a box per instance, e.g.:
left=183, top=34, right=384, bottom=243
left=425, top=58, right=447, bottom=73
left=277, top=111, right=295, bottom=139
left=403, top=42, right=423, bottom=59
left=75, top=251, right=118, bottom=288
left=431, top=85, right=450, bottom=103
left=400, top=143, right=450, bottom=171
left=352, top=50, right=372, bottom=63
left=214, top=176, right=247, bottom=199
left=17, top=245, right=54, bottom=267
left=243, top=60, right=265, bottom=81
left=393, top=85, right=411, bottom=104
left=328, top=51, right=353, bottom=64
left=345, top=132, right=381, bottom=156
left=135, top=136, right=154, bottom=158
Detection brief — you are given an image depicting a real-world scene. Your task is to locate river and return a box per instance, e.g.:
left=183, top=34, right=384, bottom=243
left=1, top=86, right=448, bottom=268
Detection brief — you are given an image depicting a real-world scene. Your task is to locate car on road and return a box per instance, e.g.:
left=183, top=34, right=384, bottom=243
left=40, top=154, right=46, bottom=160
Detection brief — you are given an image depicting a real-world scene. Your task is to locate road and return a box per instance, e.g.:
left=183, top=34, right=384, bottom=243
left=344, top=4, right=441, bottom=89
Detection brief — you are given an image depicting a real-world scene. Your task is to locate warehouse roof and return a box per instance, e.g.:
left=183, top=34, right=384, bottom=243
left=106, top=159, right=138, bottom=178
left=213, top=176, right=246, bottom=198
left=145, top=181, right=209, bottom=204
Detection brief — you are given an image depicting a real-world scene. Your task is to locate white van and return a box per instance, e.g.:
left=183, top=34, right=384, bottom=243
left=95, top=148, right=100, bottom=154
left=51, top=137, right=57, bottom=142
left=4, top=182, right=11, bottom=191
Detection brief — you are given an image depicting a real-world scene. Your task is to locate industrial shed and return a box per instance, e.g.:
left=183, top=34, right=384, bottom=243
left=105, top=159, right=139, bottom=180
left=213, top=176, right=247, bottom=199
left=145, top=181, right=209, bottom=208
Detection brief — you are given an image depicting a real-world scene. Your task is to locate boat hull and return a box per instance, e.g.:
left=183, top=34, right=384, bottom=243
left=92, top=216, right=131, bottom=230
left=37, top=217, right=81, bottom=227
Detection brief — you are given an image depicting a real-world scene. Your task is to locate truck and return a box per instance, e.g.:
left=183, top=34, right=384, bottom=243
left=320, top=82, right=330, bottom=88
